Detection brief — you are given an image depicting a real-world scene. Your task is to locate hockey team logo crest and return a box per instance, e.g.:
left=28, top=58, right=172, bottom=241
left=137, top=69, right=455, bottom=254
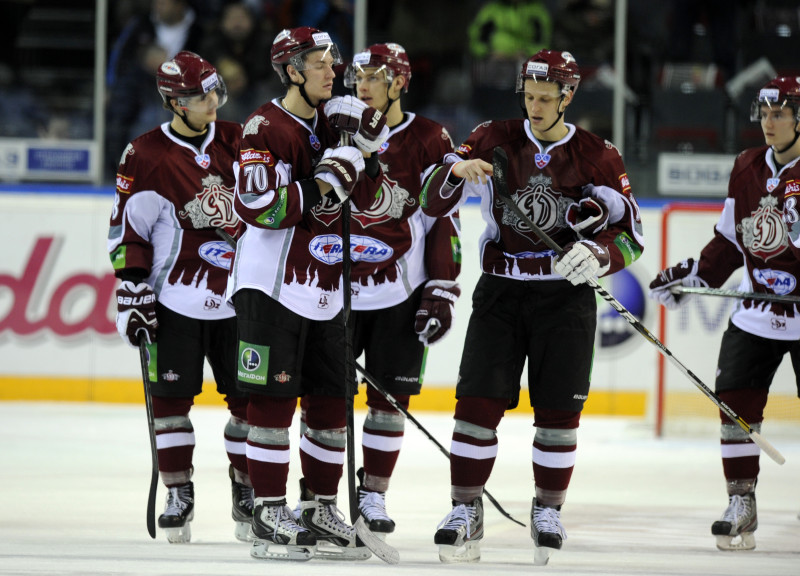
left=194, top=154, right=210, bottom=169
left=737, top=195, right=788, bottom=261
left=273, top=371, right=291, bottom=383
left=179, top=174, right=237, bottom=230
left=309, top=134, right=321, bottom=151
left=500, top=173, right=569, bottom=238
left=766, top=178, right=781, bottom=193
left=352, top=168, right=413, bottom=227
left=535, top=153, right=551, bottom=169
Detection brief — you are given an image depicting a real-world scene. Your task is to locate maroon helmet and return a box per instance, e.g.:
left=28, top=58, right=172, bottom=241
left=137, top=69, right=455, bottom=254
left=516, top=50, right=581, bottom=96
left=344, top=43, right=413, bottom=92
left=750, top=76, right=800, bottom=122
left=270, top=27, right=342, bottom=86
left=156, top=51, right=227, bottom=109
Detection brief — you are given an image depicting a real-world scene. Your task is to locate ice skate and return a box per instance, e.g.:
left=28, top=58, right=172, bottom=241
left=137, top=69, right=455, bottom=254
left=434, top=497, right=484, bottom=563
left=230, top=466, right=255, bottom=542
left=711, top=493, right=757, bottom=551
left=297, top=497, right=371, bottom=561
left=531, top=498, right=566, bottom=565
left=357, top=468, right=395, bottom=538
left=158, top=482, right=194, bottom=544
left=250, top=499, right=317, bottom=561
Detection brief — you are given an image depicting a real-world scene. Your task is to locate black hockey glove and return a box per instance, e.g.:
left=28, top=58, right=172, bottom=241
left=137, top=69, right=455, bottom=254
left=414, top=280, right=461, bottom=346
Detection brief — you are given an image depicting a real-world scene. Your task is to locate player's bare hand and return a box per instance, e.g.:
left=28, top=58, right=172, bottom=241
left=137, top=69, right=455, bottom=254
left=452, top=159, right=493, bottom=184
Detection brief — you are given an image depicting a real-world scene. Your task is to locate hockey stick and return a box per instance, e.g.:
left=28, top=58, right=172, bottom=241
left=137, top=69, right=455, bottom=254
left=670, top=286, right=800, bottom=304
left=138, top=336, right=159, bottom=538
left=491, top=146, right=786, bottom=466
left=354, top=360, right=526, bottom=528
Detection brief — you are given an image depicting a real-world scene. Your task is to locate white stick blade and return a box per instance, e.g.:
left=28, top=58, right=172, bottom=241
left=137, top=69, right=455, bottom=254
left=750, top=430, right=786, bottom=465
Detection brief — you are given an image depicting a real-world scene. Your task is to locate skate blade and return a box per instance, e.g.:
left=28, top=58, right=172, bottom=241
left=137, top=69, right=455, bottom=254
left=534, top=544, right=558, bottom=565
left=715, top=532, right=756, bottom=551
left=163, top=524, right=191, bottom=544
left=234, top=521, right=255, bottom=543
left=354, top=517, right=399, bottom=564
left=437, top=541, right=480, bottom=564
left=314, top=541, right=372, bottom=561
left=250, top=539, right=315, bottom=561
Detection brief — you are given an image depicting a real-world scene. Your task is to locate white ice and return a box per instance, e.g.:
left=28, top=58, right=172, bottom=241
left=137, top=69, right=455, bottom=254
left=0, top=402, right=798, bottom=575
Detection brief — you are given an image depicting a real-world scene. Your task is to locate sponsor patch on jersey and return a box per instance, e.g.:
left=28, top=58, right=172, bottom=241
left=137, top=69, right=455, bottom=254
left=457, top=143, right=472, bottom=156
left=309, top=234, right=344, bottom=264
left=350, top=234, right=393, bottom=263
left=198, top=240, right=235, bottom=270
left=619, top=173, right=631, bottom=193
left=753, top=268, right=797, bottom=295
left=786, top=180, right=800, bottom=196
left=240, top=148, right=273, bottom=166
left=238, top=342, right=269, bottom=385
left=116, top=174, right=133, bottom=194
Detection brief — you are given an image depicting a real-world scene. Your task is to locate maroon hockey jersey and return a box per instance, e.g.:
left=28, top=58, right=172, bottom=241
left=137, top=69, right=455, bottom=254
left=697, top=146, right=800, bottom=339
left=108, top=121, right=241, bottom=320
left=350, top=112, right=460, bottom=310
left=421, top=119, right=643, bottom=280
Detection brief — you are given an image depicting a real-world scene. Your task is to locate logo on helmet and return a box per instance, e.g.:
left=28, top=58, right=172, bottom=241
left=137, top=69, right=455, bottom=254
left=160, top=62, right=181, bottom=76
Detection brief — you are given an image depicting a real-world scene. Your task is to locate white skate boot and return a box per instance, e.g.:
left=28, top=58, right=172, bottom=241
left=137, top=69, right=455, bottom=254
left=158, top=482, right=194, bottom=544
left=531, top=498, right=566, bottom=565
left=250, top=499, right=317, bottom=561
left=434, top=498, right=484, bottom=563
left=230, top=466, right=255, bottom=542
left=711, top=493, right=757, bottom=551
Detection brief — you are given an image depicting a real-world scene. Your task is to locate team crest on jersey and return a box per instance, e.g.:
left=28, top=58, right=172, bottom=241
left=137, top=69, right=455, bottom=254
left=195, top=154, right=210, bottom=168
left=119, top=143, right=134, bottom=165
left=243, top=115, right=269, bottom=137
left=766, top=178, right=781, bottom=193
left=179, top=174, right=237, bottom=229
left=535, top=153, right=551, bottom=169
left=738, top=195, right=788, bottom=261
left=352, top=170, right=413, bottom=227
left=753, top=268, right=796, bottom=295
left=500, top=173, right=569, bottom=238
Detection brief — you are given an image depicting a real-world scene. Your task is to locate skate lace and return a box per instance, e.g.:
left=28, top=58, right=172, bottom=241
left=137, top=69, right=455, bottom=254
left=164, top=485, right=192, bottom=516
left=437, top=503, right=476, bottom=538
left=358, top=491, right=391, bottom=521
left=234, top=483, right=254, bottom=512
left=269, top=505, right=306, bottom=538
left=319, top=501, right=355, bottom=536
left=721, top=495, right=751, bottom=525
left=533, top=505, right=567, bottom=540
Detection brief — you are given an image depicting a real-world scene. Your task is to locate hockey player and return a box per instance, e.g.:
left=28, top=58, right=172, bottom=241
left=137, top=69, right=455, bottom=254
left=109, top=51, right=252, bottom=544
left=419, top=49, right=644, bottom=564
left=227, top=27, right=389, bottom=561
left=334, top=43, right=461, bottom=537
left=649, top=76, right=800, bottom=551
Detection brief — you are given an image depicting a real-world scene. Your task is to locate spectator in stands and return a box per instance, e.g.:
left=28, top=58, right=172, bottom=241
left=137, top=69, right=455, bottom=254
left=105, top=0, right=203, bottom=180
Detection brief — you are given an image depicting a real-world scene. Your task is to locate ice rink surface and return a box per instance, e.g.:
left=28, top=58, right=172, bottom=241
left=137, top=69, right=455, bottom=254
left=0, top=401, right=798, bottom=575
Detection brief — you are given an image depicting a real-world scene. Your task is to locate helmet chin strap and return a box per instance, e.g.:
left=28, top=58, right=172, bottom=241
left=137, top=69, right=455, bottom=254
left=177, top=109, right=207, bottom=134
left=291, top=73, right=326, bottom=110
left=774, top=122, right=800, bottom=154
left=519, top=94, right=567, bottom=134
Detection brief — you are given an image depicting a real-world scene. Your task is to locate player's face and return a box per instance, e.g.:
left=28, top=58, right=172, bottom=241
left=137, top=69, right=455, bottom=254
left=177, top=91, right=219, bottom=125
left=301, top=49, right=336, bottom=101
left=760, top=104, right=799, bottom=149
left=522, top=79, right=571, bottom=138
left=354, top=66, right=390, bottom=110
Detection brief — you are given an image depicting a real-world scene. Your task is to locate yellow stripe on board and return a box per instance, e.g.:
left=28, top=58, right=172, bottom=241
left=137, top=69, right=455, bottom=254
left=0, top=376, right=647, bottom=416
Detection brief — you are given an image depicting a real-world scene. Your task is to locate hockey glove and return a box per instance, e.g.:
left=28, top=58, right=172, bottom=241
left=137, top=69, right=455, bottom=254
left=565, top=197, right=610, bottom=236
left=414, top=280, right=461, bottom=346
left=649, top=258, right=707, bottom=310
left=554, top=241, right=610, bottom=286
left=324, top=95, right=389, bottom=154
left=116, top=280, right=158, bottom=348
left=314, top=146, right=365, bottom=203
